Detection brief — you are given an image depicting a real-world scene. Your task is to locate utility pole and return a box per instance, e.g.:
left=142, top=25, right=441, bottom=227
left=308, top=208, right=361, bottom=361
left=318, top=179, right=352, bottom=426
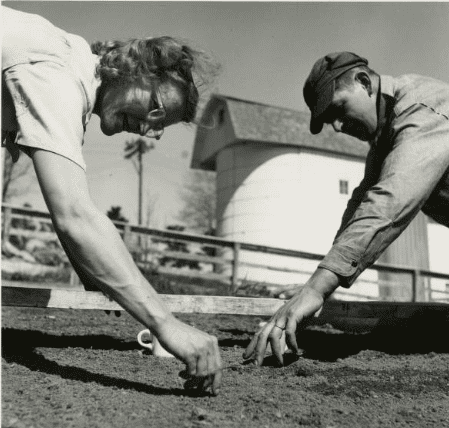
left=124, top=138, right=155, bottom=259
left=138, top=145, right=143, bottom=226
left=124, top=138, right=155, bottom=226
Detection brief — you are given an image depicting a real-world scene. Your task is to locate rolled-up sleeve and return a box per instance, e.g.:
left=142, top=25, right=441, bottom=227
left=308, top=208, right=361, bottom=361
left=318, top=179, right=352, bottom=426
left=319, top=103, right=449, bottom=287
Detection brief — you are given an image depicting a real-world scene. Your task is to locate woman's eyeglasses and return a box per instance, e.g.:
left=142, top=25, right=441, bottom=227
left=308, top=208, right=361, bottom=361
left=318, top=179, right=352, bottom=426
left=145, top=85, right=166, bottom=140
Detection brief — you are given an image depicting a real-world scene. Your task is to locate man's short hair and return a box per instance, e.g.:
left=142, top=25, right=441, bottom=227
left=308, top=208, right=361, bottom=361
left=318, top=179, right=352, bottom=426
left=335, top=65, right=379, bottom=91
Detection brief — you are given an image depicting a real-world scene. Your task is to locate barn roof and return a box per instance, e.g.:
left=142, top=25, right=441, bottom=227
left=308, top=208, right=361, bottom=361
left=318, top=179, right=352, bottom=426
left=191, top=94, right=369, bottom=170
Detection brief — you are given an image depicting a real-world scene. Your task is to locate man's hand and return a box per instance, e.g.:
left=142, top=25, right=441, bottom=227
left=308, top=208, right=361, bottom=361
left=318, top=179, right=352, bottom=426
left=243, top=268, right=339, bottom=366
left=155, top=317, right=223, bottom=396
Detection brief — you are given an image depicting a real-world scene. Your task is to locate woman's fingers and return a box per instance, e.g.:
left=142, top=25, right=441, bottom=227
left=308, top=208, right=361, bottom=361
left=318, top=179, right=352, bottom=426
left=180, top=339, right=222, bottom=396
left=211, top=368, right=222, bottom=396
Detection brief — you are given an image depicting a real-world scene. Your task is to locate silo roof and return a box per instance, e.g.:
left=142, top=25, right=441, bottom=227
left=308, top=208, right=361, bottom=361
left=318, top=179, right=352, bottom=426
left=192, top=94, right=369, bottom=170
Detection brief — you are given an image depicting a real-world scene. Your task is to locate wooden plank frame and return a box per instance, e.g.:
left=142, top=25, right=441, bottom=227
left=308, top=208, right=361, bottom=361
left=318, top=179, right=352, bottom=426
left=3, top=286, right=448, bottom=331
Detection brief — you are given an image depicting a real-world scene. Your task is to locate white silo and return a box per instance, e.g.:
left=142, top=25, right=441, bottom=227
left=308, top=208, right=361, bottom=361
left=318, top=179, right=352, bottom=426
left=215, top=142, right=371, bottom=289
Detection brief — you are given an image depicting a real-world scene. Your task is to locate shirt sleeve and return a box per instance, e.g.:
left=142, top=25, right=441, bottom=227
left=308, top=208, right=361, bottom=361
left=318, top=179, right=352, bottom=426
left=333, top=146, right=381, bottom=240
left=3, top=61, right=87, bottom=171
left=319, top=103, right=449, bottom=287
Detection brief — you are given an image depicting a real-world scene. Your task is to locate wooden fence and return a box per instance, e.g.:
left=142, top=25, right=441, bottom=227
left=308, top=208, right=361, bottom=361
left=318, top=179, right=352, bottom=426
left=2, top=203, right=449, bottom=302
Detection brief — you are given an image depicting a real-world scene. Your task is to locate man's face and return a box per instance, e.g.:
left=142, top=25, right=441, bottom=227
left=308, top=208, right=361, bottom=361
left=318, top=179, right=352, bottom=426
left=97, top=77, right=186, bottom=138
left=322, top=81, right=378, bottom=141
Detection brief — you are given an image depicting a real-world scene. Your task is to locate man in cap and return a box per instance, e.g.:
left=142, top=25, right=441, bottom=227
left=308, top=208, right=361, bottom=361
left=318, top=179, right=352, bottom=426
left=244, top=52, right=449, bottom=366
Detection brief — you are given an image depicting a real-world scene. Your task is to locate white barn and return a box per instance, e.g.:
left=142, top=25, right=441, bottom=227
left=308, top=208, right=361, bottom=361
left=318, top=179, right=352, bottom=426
left=192, top=95, right=448, bottom=301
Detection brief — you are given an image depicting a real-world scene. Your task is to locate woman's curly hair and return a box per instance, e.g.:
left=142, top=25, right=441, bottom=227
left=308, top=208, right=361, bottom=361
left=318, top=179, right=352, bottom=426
left=91, top=36, right=221, bottom=123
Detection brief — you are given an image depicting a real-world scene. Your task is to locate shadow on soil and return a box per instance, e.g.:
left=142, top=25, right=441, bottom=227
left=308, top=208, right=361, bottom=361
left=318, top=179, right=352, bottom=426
left=295, top=324, right=449, bottom=361
left=2, top=328, right=140, bottom=351
left=1, top=329, right=212, bottom=397
left=218, top=320, right=449, bottom=364
left=2, top=314, right=448, bottom=395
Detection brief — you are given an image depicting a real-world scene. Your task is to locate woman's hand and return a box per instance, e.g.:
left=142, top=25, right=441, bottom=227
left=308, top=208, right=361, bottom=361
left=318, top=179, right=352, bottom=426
left=155, top=316, right=223, bottom=396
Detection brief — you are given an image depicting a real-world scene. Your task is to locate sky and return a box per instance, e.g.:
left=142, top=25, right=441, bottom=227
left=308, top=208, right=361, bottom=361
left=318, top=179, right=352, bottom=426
left=4, top=1, right=449, bottom=228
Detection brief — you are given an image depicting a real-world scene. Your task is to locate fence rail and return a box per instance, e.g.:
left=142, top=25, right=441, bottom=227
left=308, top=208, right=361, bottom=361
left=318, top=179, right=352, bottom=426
left=2, top=203, right=449, bottom=302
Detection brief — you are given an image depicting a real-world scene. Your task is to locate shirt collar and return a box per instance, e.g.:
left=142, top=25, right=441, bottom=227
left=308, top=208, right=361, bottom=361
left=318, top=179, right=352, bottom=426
left=379, top=74, right=395, bottom=98
left=370, top=75, right=395, bottom=148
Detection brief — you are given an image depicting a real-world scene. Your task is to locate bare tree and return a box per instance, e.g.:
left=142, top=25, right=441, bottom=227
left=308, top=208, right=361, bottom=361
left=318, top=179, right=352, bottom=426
left=2, top=150, right=33, bottom=202
left=106, top=206, right=129, bottom=223
left=178, top=170, right=216, bottom=233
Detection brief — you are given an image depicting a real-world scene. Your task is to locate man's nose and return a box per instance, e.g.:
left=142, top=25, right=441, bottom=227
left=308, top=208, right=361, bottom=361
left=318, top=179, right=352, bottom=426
left=332, top=119, right=343, bottom=133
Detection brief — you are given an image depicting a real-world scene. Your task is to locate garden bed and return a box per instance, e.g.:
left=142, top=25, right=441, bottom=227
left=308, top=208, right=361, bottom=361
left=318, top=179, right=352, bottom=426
left=2, top=303, right=449, bottom=428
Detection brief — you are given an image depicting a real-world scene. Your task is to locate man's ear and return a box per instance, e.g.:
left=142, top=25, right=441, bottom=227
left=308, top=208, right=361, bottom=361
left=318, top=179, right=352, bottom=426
left=355, top=71, right=372, bottom=96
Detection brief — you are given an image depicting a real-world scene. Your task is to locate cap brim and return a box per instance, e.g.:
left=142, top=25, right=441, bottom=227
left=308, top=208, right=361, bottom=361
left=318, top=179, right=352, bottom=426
left=309, top=80, right=335, bottom=135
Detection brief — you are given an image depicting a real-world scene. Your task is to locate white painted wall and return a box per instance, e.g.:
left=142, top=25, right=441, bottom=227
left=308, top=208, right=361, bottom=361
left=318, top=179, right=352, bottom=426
left=216, top=142, right=379, bottom=299
left=217, top=144, right=364, bottom=248
left=427, top=222, right=449, bottom=302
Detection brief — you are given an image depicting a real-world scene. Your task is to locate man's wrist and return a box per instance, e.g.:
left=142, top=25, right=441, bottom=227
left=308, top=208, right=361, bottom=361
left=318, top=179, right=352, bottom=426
left=306, top=268, right=340, bottom=300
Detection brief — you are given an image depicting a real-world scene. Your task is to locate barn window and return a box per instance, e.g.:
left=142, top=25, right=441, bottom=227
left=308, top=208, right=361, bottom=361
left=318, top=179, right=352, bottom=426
left=339, top=180, right=349, bottom=195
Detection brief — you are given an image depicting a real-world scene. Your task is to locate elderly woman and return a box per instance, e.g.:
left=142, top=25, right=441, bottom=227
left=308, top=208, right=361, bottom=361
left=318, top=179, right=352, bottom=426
left=2, top=6, right=222, bottom=395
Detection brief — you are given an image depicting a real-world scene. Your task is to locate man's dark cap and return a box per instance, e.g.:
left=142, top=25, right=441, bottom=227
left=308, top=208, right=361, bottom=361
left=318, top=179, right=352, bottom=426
left=303, top=52, right=368, bottom=134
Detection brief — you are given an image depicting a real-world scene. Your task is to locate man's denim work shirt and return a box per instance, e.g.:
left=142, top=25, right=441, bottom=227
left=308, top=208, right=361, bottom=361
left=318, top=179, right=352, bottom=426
left=319, top=74, right=449, bottom=287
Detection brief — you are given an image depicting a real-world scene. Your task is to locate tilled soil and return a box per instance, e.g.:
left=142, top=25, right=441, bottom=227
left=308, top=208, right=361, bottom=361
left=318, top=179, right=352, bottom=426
left=2, top=306, right=449, bottom=428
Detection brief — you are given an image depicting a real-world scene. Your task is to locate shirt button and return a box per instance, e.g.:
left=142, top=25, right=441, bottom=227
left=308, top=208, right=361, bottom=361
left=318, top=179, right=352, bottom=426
left=351, top=260, right=358, bottom=267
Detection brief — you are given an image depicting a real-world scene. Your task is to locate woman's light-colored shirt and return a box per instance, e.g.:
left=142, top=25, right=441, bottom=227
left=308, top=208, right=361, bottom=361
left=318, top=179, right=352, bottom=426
left=2, top=6, right=100, bottom=170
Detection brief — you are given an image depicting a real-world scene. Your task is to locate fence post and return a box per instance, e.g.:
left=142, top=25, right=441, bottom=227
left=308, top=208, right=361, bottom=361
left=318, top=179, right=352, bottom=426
left=411, top=269, right=419, bottom=302
left=123, top=224, right=132, bottom=248
left=2, top=206, right=12, bottom=252
left=231, top=242, right=240, bottom=295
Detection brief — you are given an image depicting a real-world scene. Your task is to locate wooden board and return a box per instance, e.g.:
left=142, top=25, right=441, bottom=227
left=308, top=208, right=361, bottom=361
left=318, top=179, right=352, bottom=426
left=2, top=286, right=448, bottom=332
left=1, top=286, right=285, bottom=313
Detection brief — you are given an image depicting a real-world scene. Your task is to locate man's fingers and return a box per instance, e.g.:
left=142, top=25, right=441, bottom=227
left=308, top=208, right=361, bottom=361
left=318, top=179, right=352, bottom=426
left=242, top=332, right=259, bottom=360
left=269, top=328, right=285, bottom=366
left=285, top=318, right=300, bottom=354
left=253, top=326, right=271, bottom=366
